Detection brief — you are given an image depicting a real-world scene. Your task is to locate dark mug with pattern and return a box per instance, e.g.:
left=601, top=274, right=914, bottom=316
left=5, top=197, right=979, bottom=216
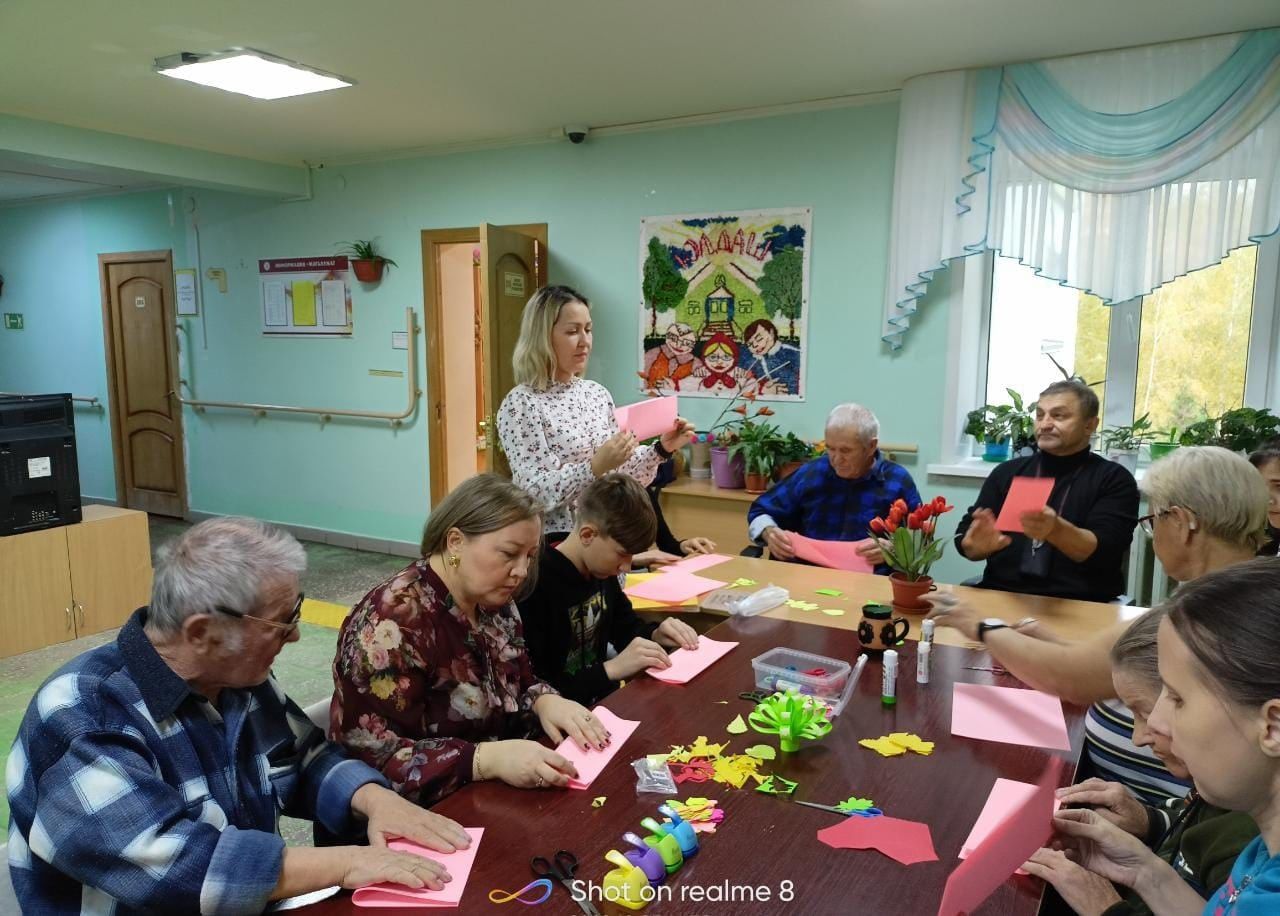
left=857, top=602, right=910, bottom=653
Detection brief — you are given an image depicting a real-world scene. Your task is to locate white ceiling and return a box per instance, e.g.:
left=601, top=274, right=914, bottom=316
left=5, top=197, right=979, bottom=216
left=1, top=0, right=1278, bottom=167
left=0, top=154, right=161, bottom=203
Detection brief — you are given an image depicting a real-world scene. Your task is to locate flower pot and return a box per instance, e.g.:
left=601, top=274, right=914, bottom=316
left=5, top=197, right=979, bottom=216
left=710, top=446, right=745, bottom=489
left=689, top=440, right=712, bottom=479
left=1107, top=448, right=1139, bottom=474
left=1149, top=442, right=1180, bottom=461
left=351, top=259, right=385, bottom=283
left=889, top=573, right=936, bottom=612
left=982, top=440, right=1011, bottom=463
left=776, top=460, right=805, bottom=481
left=745, top=471, right=770, bottom=494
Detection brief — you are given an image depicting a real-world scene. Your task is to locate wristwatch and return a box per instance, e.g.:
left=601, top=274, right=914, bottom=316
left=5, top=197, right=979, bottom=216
left=977, top=618, right=1010, bottom=642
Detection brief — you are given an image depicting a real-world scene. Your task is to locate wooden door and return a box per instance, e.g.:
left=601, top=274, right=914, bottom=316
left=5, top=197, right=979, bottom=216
left=0, top=527, right=75, bottom=657
left=100, top=252, right=188, bottom=517
left=67, top=505, right=152, bottom=637
left=478, top=224, right=546, bottom=475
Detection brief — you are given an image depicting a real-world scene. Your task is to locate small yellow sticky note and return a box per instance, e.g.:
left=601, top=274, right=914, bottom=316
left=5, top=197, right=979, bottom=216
left=745, top=744, right=777, bottom=760
left=821, top=607, right=845, bottom=617
left=726, top=714, right=748, bottom=734
left=732, top=577, right=759, bottom=587
left=592, top=796, right=607, bottom=808
left=859, top=737, right=908, bottom=757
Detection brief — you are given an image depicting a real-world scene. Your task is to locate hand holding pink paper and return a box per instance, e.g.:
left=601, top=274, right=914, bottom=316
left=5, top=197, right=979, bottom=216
left=352, top=829, right=484, bottom=908
left=554, top=706, right=640, bottom=790
left=994, top=477, right=1055, bottom=533
left=960, top=778, right=1063, bottom=874
left=790, top=534, right=874, bottom=572
left=647, top=636, right=738, bottom=684
left=614, top=396, right=678, bottom=440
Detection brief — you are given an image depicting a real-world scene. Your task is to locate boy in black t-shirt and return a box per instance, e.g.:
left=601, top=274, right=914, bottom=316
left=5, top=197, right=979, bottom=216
left=520, top=474, right=699, bottom=705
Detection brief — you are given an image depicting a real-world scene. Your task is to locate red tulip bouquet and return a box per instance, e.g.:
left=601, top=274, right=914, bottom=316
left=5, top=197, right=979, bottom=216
left=870, top=496, right=955, bottom=583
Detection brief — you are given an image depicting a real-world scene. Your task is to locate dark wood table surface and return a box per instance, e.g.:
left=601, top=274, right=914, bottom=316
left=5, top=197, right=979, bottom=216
left=302, top=614, right=1086, bottom=916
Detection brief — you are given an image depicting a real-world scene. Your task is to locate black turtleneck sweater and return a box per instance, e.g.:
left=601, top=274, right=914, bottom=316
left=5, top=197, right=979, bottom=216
left=953, top=448, right=1139, bottom=602
left=518, top=545, right=658, bottom=706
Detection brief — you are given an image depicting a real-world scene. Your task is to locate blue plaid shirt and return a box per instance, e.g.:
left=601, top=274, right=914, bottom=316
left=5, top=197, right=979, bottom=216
left=7, top=609, right=388, bottom=915
left=747, top=453, right=921, bottom=570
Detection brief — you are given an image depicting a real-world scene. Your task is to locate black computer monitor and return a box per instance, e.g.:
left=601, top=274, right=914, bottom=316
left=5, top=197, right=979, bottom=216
left=0, top=393, right=82, bottom=537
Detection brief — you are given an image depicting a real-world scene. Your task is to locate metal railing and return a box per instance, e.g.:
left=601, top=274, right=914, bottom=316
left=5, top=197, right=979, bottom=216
left=176, top=307, right=421, bottom=427
left=0, top=392, right=101, bottom=407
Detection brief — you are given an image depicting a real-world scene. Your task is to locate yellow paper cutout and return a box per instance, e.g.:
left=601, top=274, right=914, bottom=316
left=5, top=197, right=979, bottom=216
left=726, top=714, right=748, bottom=734
left=821, top=607, right=845, bottom=617
left=887, top=732, right=936, bottom=756
left=592, top=796, right=607, bottom=808
left=745, top=744, right=777, bottom=760
left=858, top=737, right=908, bottom=757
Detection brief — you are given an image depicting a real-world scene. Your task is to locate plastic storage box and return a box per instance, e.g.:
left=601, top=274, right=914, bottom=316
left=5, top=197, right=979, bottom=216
left=751, top=648, right=851, bottom=701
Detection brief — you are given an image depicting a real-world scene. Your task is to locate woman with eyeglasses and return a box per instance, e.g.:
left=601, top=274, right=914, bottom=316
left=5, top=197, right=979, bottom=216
left=330, top=474, right=607, bottom=806
left=927, top=447, right=1267, bottom=805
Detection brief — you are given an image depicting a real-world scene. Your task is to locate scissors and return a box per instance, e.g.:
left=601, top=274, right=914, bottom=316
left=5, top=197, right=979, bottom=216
left=739, top=690, right=771, bottom=703
left=529, top=850, right=601, bottom=916
left=793, top=799, right=884, bottom=818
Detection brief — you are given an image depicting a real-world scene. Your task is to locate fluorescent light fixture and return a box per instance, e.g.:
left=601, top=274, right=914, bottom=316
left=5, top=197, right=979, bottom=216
left=154, top=49, right=353, bottom=100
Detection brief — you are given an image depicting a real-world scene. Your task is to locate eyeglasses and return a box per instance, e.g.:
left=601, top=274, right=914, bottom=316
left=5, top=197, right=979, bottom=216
left=215, top=592, right=305, bottom=635
left=1138, top=508, right=1178, bottom=537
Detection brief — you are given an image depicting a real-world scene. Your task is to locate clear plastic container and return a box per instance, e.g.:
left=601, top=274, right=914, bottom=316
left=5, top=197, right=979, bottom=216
left=751, top=648, right=851, bottom=702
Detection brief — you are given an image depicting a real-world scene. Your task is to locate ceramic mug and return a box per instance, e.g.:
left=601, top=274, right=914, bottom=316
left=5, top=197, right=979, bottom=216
left=857, top=602, right=910, bottom=652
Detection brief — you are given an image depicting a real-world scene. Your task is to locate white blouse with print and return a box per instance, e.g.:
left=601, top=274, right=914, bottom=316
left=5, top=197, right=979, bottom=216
left=497, top=378, right=662, bottom=534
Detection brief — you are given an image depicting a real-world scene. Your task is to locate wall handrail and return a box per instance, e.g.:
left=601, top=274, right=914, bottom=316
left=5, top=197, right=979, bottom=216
left=176, top=307, right=421, bottom=427
left=0, top=392, right=101, bottom=407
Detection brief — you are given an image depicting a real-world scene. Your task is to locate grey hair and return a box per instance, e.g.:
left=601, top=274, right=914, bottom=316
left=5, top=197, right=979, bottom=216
left=1109, top=607, right=1165, bottom=689
left=1140, top=446, right=1269, bottom=551
left=149, top=517, right=306, bottom=634
left=825, top=403, right=880, bottom=443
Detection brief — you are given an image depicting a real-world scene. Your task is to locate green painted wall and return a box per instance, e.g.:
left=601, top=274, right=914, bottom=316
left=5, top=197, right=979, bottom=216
left=0, top=103, right=986, bottom=582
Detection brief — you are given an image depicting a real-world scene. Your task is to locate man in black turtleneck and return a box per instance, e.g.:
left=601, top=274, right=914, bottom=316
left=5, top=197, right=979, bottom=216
left=954, top=380, right=1138, bottom=602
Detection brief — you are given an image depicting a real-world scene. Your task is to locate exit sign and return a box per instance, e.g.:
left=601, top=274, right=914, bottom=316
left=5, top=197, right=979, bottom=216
left=2, top=313, right=22, bottom=330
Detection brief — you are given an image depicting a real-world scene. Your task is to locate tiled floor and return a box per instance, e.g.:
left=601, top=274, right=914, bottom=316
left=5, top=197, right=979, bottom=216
left=0, top=515, right=410, bottom=845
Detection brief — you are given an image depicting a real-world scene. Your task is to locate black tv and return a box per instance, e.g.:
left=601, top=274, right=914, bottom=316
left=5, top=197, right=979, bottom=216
left=0, top=393, right=82, bottom=537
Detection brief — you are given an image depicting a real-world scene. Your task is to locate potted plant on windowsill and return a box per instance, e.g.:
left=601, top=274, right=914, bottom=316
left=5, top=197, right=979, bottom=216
left=774, top=431, right=816, bottom=481
left=870, top=496, right=955, bottom=612
left=1217, top=407, right=1280, bottom=454
left=1100, top=414, right=1153, bottom=473
left=965, top=389, right=1030, bottom=462
left=701, top=389, right=775, bottom=490
left=729, top=420, right=785, bottom=494
left=338, top=239, right=398, bottom=283
left=1148, top=428, right=1181, bottom=461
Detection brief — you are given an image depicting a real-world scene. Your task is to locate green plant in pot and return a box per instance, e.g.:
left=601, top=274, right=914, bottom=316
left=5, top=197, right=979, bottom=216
left=1178, top=416, right=1219, bottom=447
left=338, top=239, right=398, bottom=283
left=1217, top=407, right=1280, bottom=454
left=774, top=431, right=815, bottom=481
left=965, top=388, right=1030, bottom=462
left=728, top=420, right=784, bottom=494
left=1100, top=414, right=1152, bottom=473
left=1148, top=427, right=1181, bottom=461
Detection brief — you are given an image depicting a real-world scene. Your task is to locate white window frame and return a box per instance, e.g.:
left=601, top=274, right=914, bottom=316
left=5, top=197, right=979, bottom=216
left=929, top=236, right=1280, bottom=480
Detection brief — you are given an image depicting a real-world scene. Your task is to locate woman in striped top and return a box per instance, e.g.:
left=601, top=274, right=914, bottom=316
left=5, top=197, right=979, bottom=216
left=927, top=447, right=1267, bottom=803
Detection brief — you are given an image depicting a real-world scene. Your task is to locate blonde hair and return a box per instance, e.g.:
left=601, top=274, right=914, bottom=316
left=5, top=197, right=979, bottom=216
left=512, top=285, right=591, bottom=390
left=1140, top=446, right=1269, bottom=550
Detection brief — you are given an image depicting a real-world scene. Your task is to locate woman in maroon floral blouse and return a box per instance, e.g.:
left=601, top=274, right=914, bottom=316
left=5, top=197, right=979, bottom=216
left=331, top=474, right=611, bottom=806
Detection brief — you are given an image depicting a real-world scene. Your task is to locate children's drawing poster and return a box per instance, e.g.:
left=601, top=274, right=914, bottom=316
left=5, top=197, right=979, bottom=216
left=638, top=208, right=810, bottom=401
left=259, top=256, right=352, bottom=336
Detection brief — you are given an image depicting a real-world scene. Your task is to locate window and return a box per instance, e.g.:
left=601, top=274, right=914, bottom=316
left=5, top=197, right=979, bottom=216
left=982, top=244, right=1268, bottom=446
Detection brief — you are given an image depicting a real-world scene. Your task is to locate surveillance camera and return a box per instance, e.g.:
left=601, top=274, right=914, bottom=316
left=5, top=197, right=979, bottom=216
left=563, top=125, right=590, bottom=145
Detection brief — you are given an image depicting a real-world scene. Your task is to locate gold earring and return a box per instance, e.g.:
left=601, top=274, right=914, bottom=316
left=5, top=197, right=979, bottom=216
left=447, top=553, right=461, bottom=569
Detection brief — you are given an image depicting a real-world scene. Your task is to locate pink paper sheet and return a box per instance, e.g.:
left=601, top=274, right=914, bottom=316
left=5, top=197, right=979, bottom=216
left=816, top=815, right=939, bottom=866
left=623, top=571, right=725, bottom=603
left=960, top=778, right=1063, bottom=874
left=789, top=533, right=874, bottom=573
left=656, top=553, right=733, bottom=575
left=994, top=477, right=1055, bottom=533
left=937, top=763, right=1060, bottom=916
left=647, top=636, right=738, bottom=684
left=352, top=829, right=484, bottom=908
left=951, top=684, right=1072, bottom=751
left=555, top=706, right=641, bottom=790
left=614, top=396, right=678, bottom=440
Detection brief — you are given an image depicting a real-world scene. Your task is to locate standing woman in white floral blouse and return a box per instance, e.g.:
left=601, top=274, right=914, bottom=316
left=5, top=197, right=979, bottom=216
left=498, top=285, right=693, bottom=540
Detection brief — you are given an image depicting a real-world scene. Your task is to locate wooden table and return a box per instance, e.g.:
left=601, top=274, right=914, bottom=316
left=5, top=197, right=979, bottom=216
left=658, top=477, right=755, bottom=557
left=637, top=555, right=1147, bottom=647
left=303, top=614, right=1087, bottom=915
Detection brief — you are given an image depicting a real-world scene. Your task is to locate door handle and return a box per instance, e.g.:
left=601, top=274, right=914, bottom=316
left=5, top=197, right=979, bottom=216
left=65, top=607, right=73, bottom=631
left=75, top=602, right=85, bottom=629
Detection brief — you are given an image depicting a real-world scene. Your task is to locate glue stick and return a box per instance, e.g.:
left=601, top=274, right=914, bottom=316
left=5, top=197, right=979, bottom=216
left=916, top=641, right=931, bottom=685
left=881, top=649, right=898, bottom=706
left=922, top=618, right=935, bottom=644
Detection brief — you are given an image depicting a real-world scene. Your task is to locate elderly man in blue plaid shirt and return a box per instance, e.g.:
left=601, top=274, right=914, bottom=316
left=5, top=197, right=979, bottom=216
left=747, top=403, right=921, bottom=567
left=8, top=517, right=471, bottom=914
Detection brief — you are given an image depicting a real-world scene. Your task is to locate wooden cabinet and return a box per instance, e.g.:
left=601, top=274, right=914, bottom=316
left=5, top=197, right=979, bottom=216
left=658, top=476, right=754, bottom=557
left=0, top=505, right=151, bottom=658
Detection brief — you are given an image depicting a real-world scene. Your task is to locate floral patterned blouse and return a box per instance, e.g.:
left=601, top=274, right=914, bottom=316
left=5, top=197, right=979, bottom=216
left=497, top=378, right=663, bottom=534
left=330, top=558, right=558, bottom=805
